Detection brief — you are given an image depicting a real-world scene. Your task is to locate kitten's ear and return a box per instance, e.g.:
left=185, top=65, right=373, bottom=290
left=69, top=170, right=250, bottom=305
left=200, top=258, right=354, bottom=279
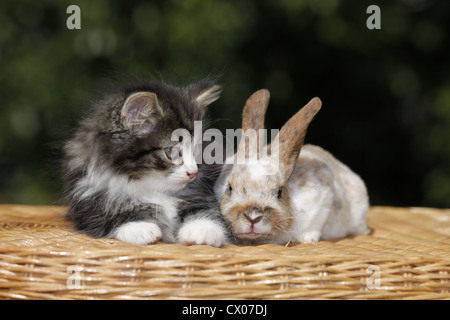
left=121, top=92, right=162, bottom=132
left=195, top=84, right=222, bottom=109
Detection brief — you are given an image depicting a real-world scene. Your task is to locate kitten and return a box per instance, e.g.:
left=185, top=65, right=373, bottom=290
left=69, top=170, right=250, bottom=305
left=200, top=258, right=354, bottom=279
left=63, top=78, right=229, bottom=246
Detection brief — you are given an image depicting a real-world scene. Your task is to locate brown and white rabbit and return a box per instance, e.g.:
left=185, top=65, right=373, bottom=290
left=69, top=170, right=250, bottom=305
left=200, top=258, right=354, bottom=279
left=214, top=89, right=369, bottom=244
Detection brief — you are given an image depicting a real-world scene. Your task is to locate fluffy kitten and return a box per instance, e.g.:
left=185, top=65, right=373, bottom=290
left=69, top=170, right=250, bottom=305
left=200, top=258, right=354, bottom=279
left=63, top=79, right=229, bottom=246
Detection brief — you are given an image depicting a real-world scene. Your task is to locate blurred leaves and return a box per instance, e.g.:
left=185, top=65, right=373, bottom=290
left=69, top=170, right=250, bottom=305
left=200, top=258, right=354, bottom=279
left=0, top=0, right=449, bottom=207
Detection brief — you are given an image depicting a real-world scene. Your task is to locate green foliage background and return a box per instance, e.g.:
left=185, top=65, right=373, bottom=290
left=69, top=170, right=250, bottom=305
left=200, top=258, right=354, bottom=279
left=0, top=0, right=449, bottom=208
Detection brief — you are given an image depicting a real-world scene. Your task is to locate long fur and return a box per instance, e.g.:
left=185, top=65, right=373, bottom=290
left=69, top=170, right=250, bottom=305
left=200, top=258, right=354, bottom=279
left=63, top=78, right=229, bottom=246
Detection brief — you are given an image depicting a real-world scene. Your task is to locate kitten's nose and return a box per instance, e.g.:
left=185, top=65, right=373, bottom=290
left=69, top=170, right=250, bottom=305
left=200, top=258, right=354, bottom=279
left=187, top=172, right=197, bottom=179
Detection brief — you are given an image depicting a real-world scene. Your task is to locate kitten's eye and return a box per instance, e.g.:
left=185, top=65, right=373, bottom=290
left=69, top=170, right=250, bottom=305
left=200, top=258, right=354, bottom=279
left=164, top=146, right=180, bottom=160
left=277, top=188, right=283, bottom=198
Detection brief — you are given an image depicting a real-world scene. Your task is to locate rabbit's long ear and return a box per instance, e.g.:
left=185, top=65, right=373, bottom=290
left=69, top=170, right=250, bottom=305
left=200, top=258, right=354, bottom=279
left=241, top=89, right=270, bottom=132
left=237, top=89, right=270, bottom=160
left=271, top=97, right=322, bottom=179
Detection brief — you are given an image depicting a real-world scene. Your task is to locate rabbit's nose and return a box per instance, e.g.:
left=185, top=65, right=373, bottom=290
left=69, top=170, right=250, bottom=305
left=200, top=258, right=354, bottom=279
left=252, top=207, right=263, bottom=214
left=243, top=213, right=263, bottom=225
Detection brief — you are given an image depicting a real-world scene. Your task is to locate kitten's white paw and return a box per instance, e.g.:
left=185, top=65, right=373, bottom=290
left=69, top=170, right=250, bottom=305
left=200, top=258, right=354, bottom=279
left=114, top=221, right=162, bottom=245
left=296, top=231, right=321, bottom=244
left=178, top=219, right=228, bottom=247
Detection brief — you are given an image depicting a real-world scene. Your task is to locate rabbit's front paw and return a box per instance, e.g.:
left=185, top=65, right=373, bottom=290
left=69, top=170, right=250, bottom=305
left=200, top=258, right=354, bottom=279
left=178, top=219, right=229, bottom=247
left=296, top=231, right=321, bottom=244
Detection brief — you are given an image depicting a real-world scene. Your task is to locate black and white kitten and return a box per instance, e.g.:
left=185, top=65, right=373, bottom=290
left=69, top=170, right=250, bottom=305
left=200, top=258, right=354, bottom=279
left=63, top=79, right=229, bottom=246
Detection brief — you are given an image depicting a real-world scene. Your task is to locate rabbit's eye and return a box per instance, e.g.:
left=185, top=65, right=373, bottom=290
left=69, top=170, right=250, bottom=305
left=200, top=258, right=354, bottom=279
left=277, top=188, right=283, bottom=198
left=228, top=184, right=232, bottom=193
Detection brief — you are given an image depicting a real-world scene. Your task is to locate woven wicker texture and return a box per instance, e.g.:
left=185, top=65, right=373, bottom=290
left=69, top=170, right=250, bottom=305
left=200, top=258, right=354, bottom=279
left=0, top=205, right=449, bottom=299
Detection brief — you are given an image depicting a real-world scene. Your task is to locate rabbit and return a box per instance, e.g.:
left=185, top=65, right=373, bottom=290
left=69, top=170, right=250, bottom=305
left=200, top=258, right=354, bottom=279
left=214, top=89, right=370, bottom=244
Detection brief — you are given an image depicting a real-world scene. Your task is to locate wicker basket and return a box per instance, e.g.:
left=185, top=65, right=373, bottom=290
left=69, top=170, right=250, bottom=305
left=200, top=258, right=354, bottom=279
left=0, top=204, right=448, bottom=299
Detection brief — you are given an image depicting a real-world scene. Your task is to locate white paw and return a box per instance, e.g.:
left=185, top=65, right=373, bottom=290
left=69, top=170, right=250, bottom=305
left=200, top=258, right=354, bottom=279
left=114, top=221, right=162, bottom=245
left=296, top=231, right=321, bottom=244
left=178, top=219, right=228, bottom=247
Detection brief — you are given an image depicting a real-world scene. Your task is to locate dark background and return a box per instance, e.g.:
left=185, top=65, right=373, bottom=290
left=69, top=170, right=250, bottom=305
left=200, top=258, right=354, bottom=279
left=1, top=0, right=449, bottom=208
